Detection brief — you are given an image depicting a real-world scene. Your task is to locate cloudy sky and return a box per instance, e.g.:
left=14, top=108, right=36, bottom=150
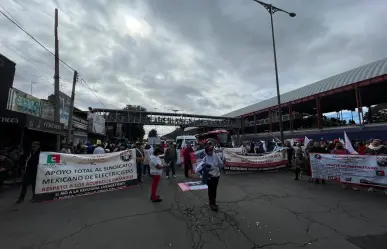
left=1, top=0, right=386, bottom=136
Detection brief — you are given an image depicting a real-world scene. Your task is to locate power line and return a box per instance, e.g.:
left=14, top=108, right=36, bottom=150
left=0, top=6, right=76, bottom=72
left=0, top=4, right=107, bottom=108
left=78, top=77, right=106, bottom=108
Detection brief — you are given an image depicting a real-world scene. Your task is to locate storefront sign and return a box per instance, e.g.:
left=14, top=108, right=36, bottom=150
left=310, top=153, right=387, bottom=188
left=0, top=109, right=26, bottom=127
left=41, top=100, right=69, bottom=127
left=72, top=116, right=88, bottom=130
left=26, top=115, right=64, bottom=134
left=34, top=150, right=137, bottom=201
left=7, top=88, right=41, bottom=117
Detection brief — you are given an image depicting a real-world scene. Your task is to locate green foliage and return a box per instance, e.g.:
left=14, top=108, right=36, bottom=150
left=148, top=129, right=158, bottom=138
left=122, top=105, right=146, bottom=141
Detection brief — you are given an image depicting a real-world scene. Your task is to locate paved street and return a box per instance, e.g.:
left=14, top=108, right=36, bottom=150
left=1, top=171, right=387, bottom=249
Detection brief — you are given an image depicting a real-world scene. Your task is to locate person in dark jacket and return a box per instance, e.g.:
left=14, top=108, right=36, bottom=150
left=0, top=148, right=13, bottom=190
left=16, top=141, right=40, bottom=203
left=164, top=142, right=177, bottom=179
left=286, top=141, right=295, bottom=168
left=133, top=141, right=144, bottom=183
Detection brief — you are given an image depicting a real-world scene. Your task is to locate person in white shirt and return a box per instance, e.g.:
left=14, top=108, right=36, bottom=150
left=149, top=147, right=167, bottom=202
left=93, top=144, right=105, bottom=154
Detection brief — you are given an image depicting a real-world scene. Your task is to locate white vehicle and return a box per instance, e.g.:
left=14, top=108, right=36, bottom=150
left=176, top=135, right=197, bottom=164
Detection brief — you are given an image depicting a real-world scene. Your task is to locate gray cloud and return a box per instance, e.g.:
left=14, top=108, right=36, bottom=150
left=1, top=0, right=387, bottom=135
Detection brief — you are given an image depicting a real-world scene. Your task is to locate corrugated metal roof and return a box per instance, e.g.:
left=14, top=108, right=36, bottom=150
left=223, top=57, right=387, bottom=117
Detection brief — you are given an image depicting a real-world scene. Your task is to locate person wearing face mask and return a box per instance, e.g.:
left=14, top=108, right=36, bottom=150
left=197, top=146, right=223, bottom=211
left=330, top=142, right=350, bottom=155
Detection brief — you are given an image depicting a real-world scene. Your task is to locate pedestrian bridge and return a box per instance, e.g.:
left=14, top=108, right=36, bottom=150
left=90, top=108, right=241, bottom=129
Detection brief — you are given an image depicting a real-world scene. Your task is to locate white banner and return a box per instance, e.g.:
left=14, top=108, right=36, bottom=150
left=310, top=153, right=387, bottom=187
left=223, top=148, right=287, bottom=171
left=35, top=150, right=137, bottom=201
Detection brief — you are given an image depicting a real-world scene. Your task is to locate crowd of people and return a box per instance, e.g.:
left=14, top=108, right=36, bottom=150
left=287, top=138, right=387, bottom=193
left=2, top=139, right=224, bottom=212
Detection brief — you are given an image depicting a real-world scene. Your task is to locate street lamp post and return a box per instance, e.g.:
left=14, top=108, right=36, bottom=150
left=252, top=0, right=296, bottom=143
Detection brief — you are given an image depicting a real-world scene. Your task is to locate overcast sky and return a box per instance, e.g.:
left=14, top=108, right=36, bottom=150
left=1, top=0, right=386, bottom=136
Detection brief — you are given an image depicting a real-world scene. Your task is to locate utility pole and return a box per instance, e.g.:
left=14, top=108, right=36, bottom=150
left=67, top=71, right=78, bottom=143
left=54, top=8, right=61, bottom=151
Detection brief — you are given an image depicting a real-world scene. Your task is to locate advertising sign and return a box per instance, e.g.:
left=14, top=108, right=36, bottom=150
left=7, top=88, right=41, bottom=117
left=310, top=153, right=387, bottom=188
left=26, top=115, right=64, bottom=134
left=0, top=109, right=26, bottom=127
left=72, top=116, right=88, bottom=130
left=88, top=113, right=106, bottom=135
left=223, top=148, right=287, bottom=171
left=41, top=99, right=70, bottom=127
left=35, top=149, right=137, bottom=201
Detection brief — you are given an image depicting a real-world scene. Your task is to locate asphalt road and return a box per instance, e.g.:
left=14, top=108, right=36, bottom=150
left=1, top=170, right=387, bottom=249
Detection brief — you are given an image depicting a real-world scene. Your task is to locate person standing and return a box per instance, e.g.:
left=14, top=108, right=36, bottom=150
left=93, top=143, right=105, bottom=154
left=16, top=141, right=40, bottom=203
left=286, top=141, right=295, bottom=168
left=182, top=143, right=194, bottom=178
left=165, top=142, right=177, bottom=179
left=133, top=141, right=144, bottom=183
left=293, top=143, right=304, bottom=180
left=199, top=146, right=223, bottom=211
left=143, top=144, right=151, bottom=176
left=149, top=147, right=167, bottom=202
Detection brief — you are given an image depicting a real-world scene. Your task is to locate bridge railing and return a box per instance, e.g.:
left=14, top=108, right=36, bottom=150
left=104, top=112, right=241, bottom=128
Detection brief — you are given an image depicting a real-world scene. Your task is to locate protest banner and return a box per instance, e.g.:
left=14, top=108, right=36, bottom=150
left=178, top=181, right=208, bottom=192
left=35, top=149, right=137, bottom=201
left=310, top=153, right=387, bottom=188
left=223, top=149, right=287, bottom=171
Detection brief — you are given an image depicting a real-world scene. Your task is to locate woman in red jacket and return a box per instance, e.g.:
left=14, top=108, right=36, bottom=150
left=182, top=143, right=194, bottom=178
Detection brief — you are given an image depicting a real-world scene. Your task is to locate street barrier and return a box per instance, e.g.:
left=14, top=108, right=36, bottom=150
left=310, top=153, right=387, bottom=188
left=35, top=149, right=137, bottom=201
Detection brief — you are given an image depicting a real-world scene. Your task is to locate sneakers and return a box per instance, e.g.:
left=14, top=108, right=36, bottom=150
left=16, top=199, right=23, bottom=204
left=152, top=198, right=163, bottom=202
left=172, top=175, right=176, bottom=178
left=166, top=176, right=170, bottom=179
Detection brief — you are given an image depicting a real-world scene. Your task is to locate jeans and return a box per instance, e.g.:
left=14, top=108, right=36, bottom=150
left=165, top=161, right=176, bottom=176
left=137, top=162, right=143, bottom=182
left=18, top=172, right=36, bottom=201
left=207, top=177, right=219, bottom=205
left=184, top=161, right=192, bottom=178
left=143, top=165, right=150, bottom=175
left=151, top=175, right=161, bottom=200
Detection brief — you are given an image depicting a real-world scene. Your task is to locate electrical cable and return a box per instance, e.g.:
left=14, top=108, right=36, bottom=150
left=0, top=5, right=107, bottom=108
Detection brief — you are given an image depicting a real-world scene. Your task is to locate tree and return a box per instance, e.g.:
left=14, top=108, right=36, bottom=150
left=121, top=105, right=146, bottom=141
left=363, top=103, right=387, bottom=124
left=148, top=129, right=158, bottom=138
